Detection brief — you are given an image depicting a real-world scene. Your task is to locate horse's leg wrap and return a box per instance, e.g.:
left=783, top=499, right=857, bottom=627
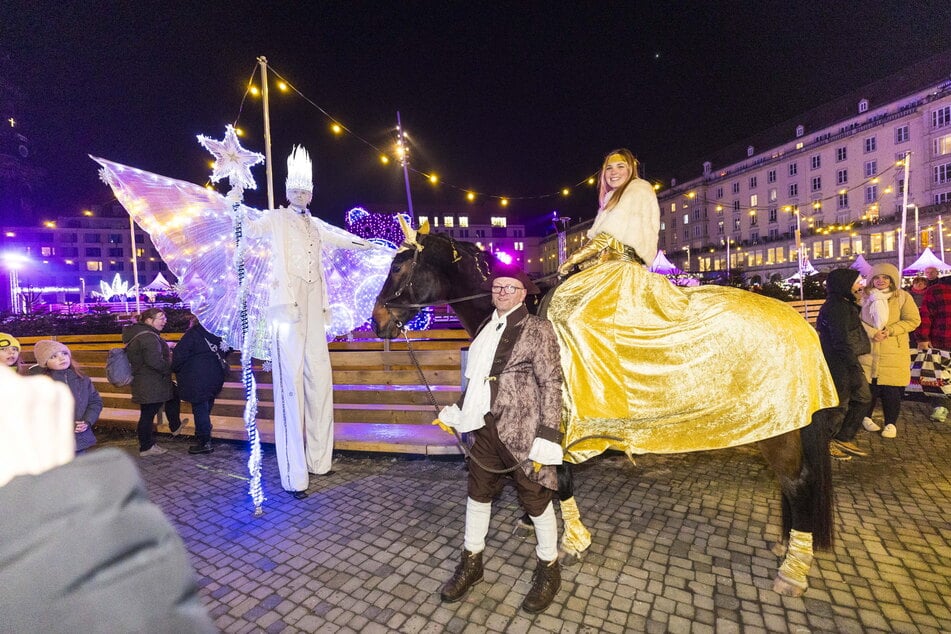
left=559, top=496, right=591, bottom=556
left=773, top=529, right=813, bottom=596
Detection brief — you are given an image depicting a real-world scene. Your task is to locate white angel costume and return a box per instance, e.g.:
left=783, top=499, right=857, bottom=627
left=94, top=153, right=394, bottom=492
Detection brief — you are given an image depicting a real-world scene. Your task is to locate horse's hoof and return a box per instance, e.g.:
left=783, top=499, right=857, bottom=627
left=770, top=542, right=787, bottom=557
left=513, top=519, right=534, bottom=538
left=558, top=548, right=584, bottom=567
left=772, top=574, right=807, bottom=597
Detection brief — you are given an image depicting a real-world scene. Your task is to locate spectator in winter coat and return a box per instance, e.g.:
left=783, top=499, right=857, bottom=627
left=858, top=263, right=921, bottom=439
left=123, top=308, right=185, bottom=456
left=29, top=340, right=103, bottom=454
left=816, top=268, right=872, bottom=460
left=913, top=275, right=951, bottom=423
left=172, top=315, right=228, bottom=455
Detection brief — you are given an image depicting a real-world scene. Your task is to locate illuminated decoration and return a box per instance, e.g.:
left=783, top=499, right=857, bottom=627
left=94, top=132, right=396, bottom=513
left=345, top=207, right=407, bottom=248
left=92, top=273, right=138, bottom=300
left=196, top=124, right=264, bottom=191
left=284, top=145, right=313, bottom=192
left=495, top=251, right=513, bottom=265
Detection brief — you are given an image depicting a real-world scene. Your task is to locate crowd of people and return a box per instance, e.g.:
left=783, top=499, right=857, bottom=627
left=4, top=145, right=949, bottom=621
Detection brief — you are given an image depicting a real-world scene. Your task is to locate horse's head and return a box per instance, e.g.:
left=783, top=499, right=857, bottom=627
left=371, top=220, right=495, bottom=338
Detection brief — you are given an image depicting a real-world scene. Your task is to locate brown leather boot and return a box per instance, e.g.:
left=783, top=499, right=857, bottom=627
left=439, top=549, right=484, bottom=603
left=521, top=557, right=560, bottom=613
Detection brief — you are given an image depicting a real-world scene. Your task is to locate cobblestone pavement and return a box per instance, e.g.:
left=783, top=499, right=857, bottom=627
left=98, top=399, right=951, bottom=633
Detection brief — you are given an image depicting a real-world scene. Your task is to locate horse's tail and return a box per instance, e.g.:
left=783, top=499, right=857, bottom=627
left=790, top=408, right=835, bottom=550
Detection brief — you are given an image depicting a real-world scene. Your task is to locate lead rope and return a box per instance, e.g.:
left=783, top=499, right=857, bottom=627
left=402, top=330, right=525, bottom=474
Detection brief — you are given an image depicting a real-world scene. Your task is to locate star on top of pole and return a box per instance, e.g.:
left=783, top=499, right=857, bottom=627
left=197, top=124, right=265, bottom=191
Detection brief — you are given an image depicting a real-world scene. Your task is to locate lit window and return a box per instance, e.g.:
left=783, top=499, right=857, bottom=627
left=490, top=217, right=506, bottom=228
left=459, top=216, right=469, bottom=228
left=86, top=261, right=102, bottom=271
left=443, top=216, right=454, bottom=228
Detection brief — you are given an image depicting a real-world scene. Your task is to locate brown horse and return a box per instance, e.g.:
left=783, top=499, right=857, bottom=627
left=372, top=226, right=835, bottom=597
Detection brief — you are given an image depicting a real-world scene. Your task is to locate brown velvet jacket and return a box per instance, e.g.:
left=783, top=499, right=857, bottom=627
left=459, top=304, right=564, bottom=490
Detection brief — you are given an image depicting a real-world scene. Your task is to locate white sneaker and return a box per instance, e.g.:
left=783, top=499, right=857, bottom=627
left=861, top=417, right=881, bottom=432
left=140, top=444, right=168, bottom=456
left=881, top=424, right=897, bottom=439
left=930, top=406, right=948, bottom=423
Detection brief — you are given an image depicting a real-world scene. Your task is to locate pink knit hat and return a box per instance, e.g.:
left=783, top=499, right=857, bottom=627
left=33, top=339, right=69, bottom=367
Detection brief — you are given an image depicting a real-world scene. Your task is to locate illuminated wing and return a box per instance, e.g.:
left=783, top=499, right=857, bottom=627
left=92, top=157, right=271, bottom=358
left=316, top=218, right=395, bottom=337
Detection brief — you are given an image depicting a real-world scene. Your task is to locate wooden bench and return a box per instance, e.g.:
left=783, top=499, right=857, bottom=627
left=786, top=299, right=823, bottom=326
left=17, top=330, right=470, bottom=455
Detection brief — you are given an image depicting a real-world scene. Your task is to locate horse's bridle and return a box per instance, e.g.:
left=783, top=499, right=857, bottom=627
left=379, top=237, right=490, bottom=327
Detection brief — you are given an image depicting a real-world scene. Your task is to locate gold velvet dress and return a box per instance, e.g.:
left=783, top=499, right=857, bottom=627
left=547, top=233, right=839, bottom=463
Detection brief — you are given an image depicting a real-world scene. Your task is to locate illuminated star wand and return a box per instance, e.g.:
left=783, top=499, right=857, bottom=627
left=197, top=125, right=267, bottom=515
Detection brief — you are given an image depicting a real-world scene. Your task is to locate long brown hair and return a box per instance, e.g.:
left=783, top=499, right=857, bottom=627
left=138, top=307, right=165, bottom=323
left=598, top=148, right=640, bottom=211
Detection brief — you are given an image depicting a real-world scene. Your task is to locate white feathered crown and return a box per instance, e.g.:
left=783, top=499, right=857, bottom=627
left=285, top=145, right=313, bottom=193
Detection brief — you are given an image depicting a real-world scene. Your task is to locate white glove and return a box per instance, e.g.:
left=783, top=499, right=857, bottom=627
left=0, top=372, right=76, bottom=488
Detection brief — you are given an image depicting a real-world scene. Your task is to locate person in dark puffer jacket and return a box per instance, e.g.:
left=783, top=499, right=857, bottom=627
left=172, top=315, right=228, bottom=455
left=816, top=268, right=872, bottom=459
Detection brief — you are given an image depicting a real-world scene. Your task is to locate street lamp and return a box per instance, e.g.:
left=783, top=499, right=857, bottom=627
left=907, top=203, right=920, bottom=256
left=682, top=245, right=691, bottom=272
left=1, top=252, right=28, bottom=314
left=722, top=237, right=733, bottom=279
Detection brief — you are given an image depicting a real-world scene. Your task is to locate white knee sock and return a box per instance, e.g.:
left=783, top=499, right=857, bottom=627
left=530, top=502, right=558, bottom=562
left=463, top=497, right=492, bottom=554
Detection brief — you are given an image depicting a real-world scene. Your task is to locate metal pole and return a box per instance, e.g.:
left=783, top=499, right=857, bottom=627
left=257, top=56, right=275, bottom=210
left=915, top=205, right=920, bottom=256
left=397, top=111, right=414, bottom=218
left=129, top=215, right=141, bottom=314
left=940, top=216, right=946, bottom=263
left=898, top=150, right=911, bottom=274
left=726, top=239, right=730, bottom=278
left=795, top=211, right=805, bottom=311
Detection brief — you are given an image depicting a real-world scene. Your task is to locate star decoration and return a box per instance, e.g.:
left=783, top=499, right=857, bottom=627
left=197, top=125, right=264, bottom=191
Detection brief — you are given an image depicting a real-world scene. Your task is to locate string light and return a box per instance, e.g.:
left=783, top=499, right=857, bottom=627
left=232, top=61, right=602, bottom=208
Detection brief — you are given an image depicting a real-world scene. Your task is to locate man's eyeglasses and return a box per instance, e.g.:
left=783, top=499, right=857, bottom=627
left=491, top=284, right=524, bottom=294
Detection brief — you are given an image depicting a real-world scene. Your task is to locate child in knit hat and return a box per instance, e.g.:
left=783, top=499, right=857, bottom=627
left=0, top=333, right=20, bottom=370
left=30, top=340, right=103, bottom=454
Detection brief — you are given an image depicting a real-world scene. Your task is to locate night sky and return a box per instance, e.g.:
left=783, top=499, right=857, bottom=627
left=3, top=1, right=950, bottom=231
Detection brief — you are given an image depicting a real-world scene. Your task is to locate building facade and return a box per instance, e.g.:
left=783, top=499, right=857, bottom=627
left=654, top=51, right=951, bottom=282
left=371, top=205, right=543, bottom=275
left=0, top=204, right=169, bottom=310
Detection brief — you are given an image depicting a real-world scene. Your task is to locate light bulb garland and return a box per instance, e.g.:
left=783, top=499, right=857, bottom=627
left=197, top=126, right=267, bottom=515
left=236, top=61, right=601, bottom=207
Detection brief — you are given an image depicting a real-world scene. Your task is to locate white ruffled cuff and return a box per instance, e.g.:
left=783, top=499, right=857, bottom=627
left=437, top=404, right=487, bottom=433
left=438, top=404, right=461, bottom=426
left=528, top=437, right=563, bottom=465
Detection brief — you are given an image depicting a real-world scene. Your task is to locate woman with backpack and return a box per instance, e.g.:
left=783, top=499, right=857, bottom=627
left=172, top=315, right=228, bottom=455
left=124, top=308, right=184, bottom=456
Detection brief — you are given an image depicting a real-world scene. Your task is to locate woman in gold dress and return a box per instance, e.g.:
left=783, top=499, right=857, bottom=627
left=547, top=149, right=838, bottom=463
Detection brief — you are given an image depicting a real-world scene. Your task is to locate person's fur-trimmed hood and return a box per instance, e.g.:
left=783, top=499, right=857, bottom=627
left=869, top=262, right=900, bottom=290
